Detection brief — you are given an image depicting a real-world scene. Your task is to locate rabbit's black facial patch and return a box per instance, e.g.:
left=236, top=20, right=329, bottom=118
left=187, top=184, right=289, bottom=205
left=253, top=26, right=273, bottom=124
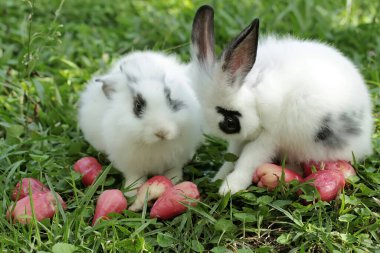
left=164, top=87, right=185, bottom=112
left=315, top=114, right=345, bottom=149
left=216, top=106, right=241, bottom=134
left=133, top=93, right=146, bottom=118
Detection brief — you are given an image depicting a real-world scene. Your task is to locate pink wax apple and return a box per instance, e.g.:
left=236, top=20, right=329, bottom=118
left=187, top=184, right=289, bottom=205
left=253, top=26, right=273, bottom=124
left=302, top=160, right=356, bottom=180
left=303, top=169, right=346, bottom=202
left=7, top=191, right=67, bottom=224
left=12, top=178, right=49, bottom=201
left=129, top=176, right=174, bottom=211
left=252, top=163, right=303, bottom=190
left=73, top=157, right=103, bottom=186
left=92, top=189, right=127, bottom=225
left=150, top=181, right=200, bottom=220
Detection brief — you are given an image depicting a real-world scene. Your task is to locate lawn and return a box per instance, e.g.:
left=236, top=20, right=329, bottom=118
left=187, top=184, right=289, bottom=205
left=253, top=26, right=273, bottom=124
left=1, top=0, right=379, bottom=252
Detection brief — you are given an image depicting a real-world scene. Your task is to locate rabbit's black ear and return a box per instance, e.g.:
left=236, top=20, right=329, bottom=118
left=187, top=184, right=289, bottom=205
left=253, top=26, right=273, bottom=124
left=191, top=5, right=215, bottom=66
left=96, top=77, right=116, bottom=99
left=221, top=19, right=259, bottom=85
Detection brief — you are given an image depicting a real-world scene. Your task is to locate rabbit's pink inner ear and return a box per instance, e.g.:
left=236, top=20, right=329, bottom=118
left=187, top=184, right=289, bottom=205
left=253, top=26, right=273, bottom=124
left=222, top=19, right=259, bottom=80
left=225, top=42, right=254, bottom=75
left=191, top=5, right=215, bottom=64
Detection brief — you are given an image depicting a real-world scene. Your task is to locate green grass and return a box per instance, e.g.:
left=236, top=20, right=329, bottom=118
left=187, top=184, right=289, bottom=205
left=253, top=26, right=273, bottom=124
left=1, top=0, right=379, bottom=252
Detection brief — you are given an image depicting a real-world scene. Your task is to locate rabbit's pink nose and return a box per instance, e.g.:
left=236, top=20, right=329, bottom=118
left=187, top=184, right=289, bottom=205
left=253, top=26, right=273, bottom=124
left=155, top=130, right=168, bottom=140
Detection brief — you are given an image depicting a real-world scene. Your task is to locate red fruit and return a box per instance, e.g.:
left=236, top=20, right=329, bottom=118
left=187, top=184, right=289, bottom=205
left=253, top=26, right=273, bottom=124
left=325, top=161, right=356, bottom=179
left=93, top=189, right=127, bottom=225
left=74, top=157, right=102, bottom=174
left=150, top=181, right=200, bottom=220
left=129, top=176, right=174, bottom=211
left=252, top=163, right=303, bottom=190
left=301, top=160, right=321, bottom=177
left=302, top=160, right=356, bottom=180
left=81, top=170, right=102, bottom=186
left=74, top=157, right=102, bottom=186
left=303, top=169, right=345, bottom=202
left=7, top=191, right=67, bottom=224
left=12, top=178, right=49, bottom=201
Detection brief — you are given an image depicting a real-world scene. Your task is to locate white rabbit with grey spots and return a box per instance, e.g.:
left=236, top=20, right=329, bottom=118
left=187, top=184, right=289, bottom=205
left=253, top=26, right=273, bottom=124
left=78, top=51, right=202, bottom=196
left=190, top=5, right=373, bottom=195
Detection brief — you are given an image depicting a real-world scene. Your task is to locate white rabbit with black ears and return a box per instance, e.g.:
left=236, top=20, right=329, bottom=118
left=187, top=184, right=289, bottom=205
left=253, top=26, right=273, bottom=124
left=78, top=51, right=203, bottom=196
left=189, top=5, right=373, bottom=195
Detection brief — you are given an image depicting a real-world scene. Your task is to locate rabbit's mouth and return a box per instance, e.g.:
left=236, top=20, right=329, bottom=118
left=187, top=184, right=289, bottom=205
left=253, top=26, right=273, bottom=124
left=138, top=131, right=179, bottom=145
left=154, top=130, right=171, bottom=141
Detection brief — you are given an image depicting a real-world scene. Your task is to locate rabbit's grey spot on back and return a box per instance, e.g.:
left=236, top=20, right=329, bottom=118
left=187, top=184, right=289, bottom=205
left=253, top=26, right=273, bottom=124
left=339, top=111, right=363, bottom=135
left=315, top=110, right=364, bottom=149
left=314, top=114, right=345, bottom=149
left=315, top=115, right=333, bottom=142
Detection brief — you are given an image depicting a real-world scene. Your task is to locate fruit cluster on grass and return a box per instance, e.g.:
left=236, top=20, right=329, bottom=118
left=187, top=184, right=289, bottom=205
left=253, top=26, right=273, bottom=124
left=8, top=156, right=357, bottom=225
left=7, top=178, right=67, bottom=224
left=8, top=157, right=201, bottom=225
left=253, top=160, right=356, bottom=202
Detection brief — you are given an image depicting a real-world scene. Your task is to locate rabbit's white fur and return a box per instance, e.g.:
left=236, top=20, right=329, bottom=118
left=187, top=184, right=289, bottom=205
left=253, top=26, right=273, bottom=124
left=190, top=6, right=372, bottom=195
left=79, top=51, right=202, bottom=195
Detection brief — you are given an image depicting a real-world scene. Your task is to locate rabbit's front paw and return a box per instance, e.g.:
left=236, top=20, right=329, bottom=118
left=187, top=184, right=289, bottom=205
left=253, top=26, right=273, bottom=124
left=124, top=177, right=146, bottom=197
left=212, top=162, right=234, bottom=182
left=218, top=173, right=251, bottom=195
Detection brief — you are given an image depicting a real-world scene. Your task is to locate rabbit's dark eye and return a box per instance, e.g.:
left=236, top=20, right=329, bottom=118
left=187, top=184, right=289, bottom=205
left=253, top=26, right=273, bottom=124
left=133, top=94, right=146, bottom=118
left=225, top=116, right=239, bottom=130
left=220, top=115, right=240, bottom=134
left=216, top=106, right=241, bottom=134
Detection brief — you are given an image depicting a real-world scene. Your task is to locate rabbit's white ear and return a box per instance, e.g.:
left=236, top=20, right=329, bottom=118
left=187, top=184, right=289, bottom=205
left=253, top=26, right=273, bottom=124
left=191, top=5, right=215, bottom=68
left=221, top=19, right=259, bottom=85
left=95, top=76, right=116, bottom=99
